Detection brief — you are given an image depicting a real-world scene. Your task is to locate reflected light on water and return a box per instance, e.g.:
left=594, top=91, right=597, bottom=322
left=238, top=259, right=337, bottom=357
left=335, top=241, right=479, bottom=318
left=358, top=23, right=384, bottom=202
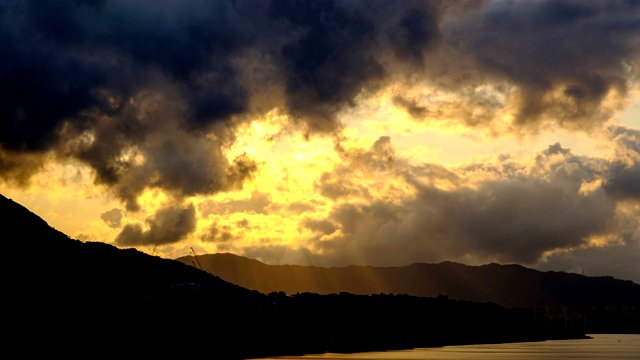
left=252, top=334, right=640, bottom=360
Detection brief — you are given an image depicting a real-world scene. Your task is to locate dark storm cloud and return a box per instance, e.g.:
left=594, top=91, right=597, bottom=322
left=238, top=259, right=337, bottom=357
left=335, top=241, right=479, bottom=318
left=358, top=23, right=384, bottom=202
left=2, top=0, right=640, bottom=216
left=0, top=0, right=255, bottom=209
left=441, top=0, right=640, bottom=128
left=100, top=208, right=123, bottom=228
left=0, top=0, right=449, bottom=205
left=56, top=82, right=259, bottom=211
left=0, top=0, right=247, bottom=152
left=0, top=1, right=107, bottom=153
left=267, top=0, right=383, bottom=132
left=252, top=0, right=444, bottom=131
left=115, top=203, right=197, bottom=246
left=0, top=0, right=444, bottom=155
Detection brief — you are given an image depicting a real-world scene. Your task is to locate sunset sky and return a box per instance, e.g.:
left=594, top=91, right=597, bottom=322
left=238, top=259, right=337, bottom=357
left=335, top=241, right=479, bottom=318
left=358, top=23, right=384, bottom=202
left=1, top=0, right=639, bottom=283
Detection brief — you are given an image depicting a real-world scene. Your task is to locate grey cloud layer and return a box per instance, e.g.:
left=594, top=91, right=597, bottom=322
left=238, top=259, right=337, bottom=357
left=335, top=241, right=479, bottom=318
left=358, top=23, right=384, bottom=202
left=294, top=131, right=640, bottom=282
left=3, top=0, right=639, bottom=197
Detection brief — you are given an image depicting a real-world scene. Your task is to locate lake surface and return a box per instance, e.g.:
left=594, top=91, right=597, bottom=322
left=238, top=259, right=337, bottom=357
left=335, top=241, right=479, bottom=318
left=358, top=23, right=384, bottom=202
left=252, top=334, right=640, bottom=359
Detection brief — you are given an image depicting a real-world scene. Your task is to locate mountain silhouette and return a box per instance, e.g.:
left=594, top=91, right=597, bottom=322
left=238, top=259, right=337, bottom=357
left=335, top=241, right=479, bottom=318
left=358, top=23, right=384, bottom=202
left=2, top=193, right=272, bottom=357
left=3, top=194, right=260, bottom=302
left=177, top=252, right=640, bottom=309
left=3, top=193, right=633, bottom=358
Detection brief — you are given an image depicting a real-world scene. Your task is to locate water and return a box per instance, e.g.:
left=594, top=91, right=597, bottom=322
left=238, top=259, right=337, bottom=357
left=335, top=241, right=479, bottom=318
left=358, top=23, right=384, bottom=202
left=253, top=334, right=640, bottom=359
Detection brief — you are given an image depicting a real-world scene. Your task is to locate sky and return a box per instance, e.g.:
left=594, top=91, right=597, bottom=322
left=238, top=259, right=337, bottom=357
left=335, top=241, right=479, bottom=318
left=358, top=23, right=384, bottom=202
left=1, top=0, right=639, bottom=283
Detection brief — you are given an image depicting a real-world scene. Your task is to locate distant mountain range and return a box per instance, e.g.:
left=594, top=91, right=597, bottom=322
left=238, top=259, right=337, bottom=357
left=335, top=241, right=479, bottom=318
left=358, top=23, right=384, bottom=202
left=177, top=252, right=640, bottom=309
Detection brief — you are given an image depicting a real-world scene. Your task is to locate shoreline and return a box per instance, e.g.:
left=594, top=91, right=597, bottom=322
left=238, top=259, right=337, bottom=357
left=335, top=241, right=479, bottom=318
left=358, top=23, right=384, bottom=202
left=244, top=332, right=592, bottom=360
left=247, top=334, right=639, bottom=360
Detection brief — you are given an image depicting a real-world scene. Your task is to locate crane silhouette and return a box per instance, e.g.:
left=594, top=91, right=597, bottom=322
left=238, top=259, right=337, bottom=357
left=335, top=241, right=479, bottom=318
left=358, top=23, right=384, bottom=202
left=190, top=247, right=204, bottom=270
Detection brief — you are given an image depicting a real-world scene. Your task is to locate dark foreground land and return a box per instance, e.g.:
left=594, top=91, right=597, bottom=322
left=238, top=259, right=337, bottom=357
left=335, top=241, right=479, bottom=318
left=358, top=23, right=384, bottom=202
left=10, top=257, right=595, bottom=359
left=17, top=289, right=589, bottom=359
left=1, top=193, right=622, bottom=358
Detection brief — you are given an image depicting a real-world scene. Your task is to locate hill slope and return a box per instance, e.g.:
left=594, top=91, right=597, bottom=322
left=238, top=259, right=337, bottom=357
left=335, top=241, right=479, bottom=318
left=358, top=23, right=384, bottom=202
left=3, top=194, right=258, bottom=303
left=177, top=252, right=640, bottom=309
left=2, top=194, right=267, bottom=357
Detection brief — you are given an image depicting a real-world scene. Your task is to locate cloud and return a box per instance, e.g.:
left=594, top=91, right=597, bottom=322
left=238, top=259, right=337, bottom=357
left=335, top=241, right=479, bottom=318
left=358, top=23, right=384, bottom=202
left=115, top=203, right=196, bottom=246
left=100, top=208, right=123, bottom=228
left=0, top=0, right=262, bottom=210
left=284, top=202, right=316, bottom=215
left=0, top=150, right=45, bottom=187
left=437, top=0, right=640, bottom=129
left=392, top=95, right=430, bottom=119
left=300, top=218, right=337, bottom=236
left=244, top=136, right=635, bottom=279
left=199, top=190, right=272, bottom=216
left=604, top=126, right=640, bottom=200
left=267, top=0, right=383, bottom=132
left=201, top=222, right=234, bottom=243
left=439, top=177, right=613, bottom=263
left=57, top=82, right=260, bottom=212
left=315, top=178, right=614, bottom=267
left=537, top=201, right=640, bottom=282
left=0, top=0, right=448, bottom=177
left=315, top=136, right=396, bottom=199
left=539, top=240, right=640, bottom=282
left=2, top=0, right=639, bottom=203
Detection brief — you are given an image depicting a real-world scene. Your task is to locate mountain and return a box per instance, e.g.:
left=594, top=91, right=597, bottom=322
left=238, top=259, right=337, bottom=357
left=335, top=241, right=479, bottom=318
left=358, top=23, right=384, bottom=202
left=177, top=253, right=640, bottom=309
left=2, top=194, right=267, bottom=357
left=2, top=193, right=623, bottom=358
left=3, top=194, right=261, bottom=305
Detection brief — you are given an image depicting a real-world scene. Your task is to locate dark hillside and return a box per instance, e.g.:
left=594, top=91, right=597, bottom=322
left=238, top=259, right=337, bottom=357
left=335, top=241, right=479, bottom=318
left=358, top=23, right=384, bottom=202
left=2, top=194, right=599, bottom=358
left=2, top=194, right=267, bottom=357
